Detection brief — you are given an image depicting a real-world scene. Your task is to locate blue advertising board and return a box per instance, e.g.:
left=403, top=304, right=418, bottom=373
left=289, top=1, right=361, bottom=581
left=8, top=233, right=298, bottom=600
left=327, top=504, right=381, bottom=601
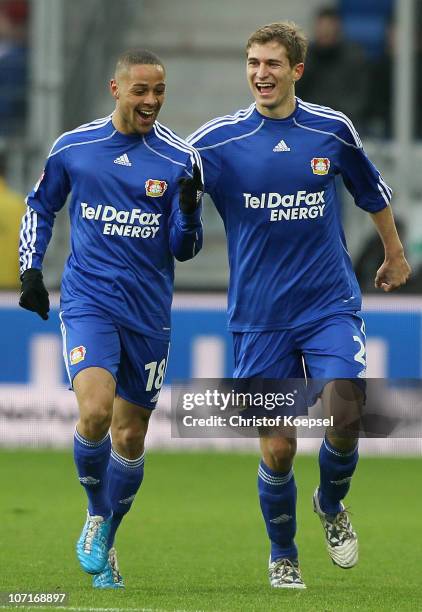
left=1, top=294, right=421, bottom=384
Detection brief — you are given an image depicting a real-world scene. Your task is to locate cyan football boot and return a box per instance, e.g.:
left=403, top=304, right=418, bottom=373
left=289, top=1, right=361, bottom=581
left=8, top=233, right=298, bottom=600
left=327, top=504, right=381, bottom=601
left=76, top=511, right=112, bottom=574
left=93, top=547, right=125, bottom=589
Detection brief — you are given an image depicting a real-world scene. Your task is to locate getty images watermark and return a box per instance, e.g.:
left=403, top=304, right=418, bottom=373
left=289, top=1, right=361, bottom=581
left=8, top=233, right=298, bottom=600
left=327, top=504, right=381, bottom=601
left=171, top=378, right=422, bottom=438
left=181, top=388, right=333, bottom=429
left=171, top=379, right=341, bottom=438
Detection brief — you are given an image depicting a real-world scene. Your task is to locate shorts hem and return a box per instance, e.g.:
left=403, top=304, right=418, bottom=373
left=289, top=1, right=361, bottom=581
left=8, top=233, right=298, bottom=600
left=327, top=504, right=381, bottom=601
left=115, top=389, right=157, bottom=411
left=71, top=364, right=117, bottom=388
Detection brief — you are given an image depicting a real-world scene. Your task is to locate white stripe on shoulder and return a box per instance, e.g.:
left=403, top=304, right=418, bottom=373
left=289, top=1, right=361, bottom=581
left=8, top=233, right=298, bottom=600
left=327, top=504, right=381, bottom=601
left=187, top=104, right=255, bottom=143
left=297, top=100, right=362, bottom=148
left=293, top=117, right=360, bottom=149
left=48, top=115, right=112, bottom=156
left=49, top=129, right=117, bottom=158
left=153, top=123, right=203, bottom=177
left=195, top=120, right=264, bottom=151
left=142, top=135, right=186, bottom=168
left=298, top=99, right=362, bottom=146
left=187, top=104, right=256, bottom=145
left=155, top=122, right=197, bottom=154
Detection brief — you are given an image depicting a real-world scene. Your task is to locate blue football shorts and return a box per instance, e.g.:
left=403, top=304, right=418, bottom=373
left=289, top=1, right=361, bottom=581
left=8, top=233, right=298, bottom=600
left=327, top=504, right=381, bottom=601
left=233, top=313, right=366, bottom=410
left=59, top=309, right=169, bottom=409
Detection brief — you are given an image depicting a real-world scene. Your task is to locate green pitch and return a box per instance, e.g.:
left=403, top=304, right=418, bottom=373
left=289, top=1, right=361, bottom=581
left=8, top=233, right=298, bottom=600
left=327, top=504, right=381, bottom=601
left=0, top=450, right=420, bottom=612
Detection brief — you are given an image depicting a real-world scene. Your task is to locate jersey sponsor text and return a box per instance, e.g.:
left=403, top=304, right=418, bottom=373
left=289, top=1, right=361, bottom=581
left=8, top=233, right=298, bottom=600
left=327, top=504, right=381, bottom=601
left=80, top=202, right=162, bottom=239
left=243, top=190, right=326, bottom=221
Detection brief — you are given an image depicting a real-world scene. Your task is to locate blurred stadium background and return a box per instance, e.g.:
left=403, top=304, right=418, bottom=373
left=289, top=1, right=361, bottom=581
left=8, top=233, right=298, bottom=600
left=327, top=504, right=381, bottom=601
left=1, top=0, right=422, bottom=455
left=1, top=2, right=422, bottom=609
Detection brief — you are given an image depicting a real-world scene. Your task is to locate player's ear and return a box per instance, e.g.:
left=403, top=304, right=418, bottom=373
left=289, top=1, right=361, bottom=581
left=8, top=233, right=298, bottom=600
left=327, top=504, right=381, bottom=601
left=293, top=62, right=305, bottom=83
left=110, top=78, right=119, bottom=99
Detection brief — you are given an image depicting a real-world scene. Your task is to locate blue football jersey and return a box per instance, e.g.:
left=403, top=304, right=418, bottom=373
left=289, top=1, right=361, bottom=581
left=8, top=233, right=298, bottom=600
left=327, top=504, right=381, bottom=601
left=19, top=115, right=203, bottom=339
left=187, top=98, right=391, bottom=331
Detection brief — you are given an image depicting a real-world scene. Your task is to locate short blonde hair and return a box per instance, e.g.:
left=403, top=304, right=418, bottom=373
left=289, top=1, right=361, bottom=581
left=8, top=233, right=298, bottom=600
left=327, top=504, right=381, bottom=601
left=246, top=21, right=308, bottom=66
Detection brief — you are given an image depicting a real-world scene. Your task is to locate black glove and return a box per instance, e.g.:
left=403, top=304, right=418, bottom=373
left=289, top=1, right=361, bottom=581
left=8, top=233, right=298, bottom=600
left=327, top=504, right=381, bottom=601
left=178, top=162, right=203, bottom=214
left=19, top=268, right=50, bottom=320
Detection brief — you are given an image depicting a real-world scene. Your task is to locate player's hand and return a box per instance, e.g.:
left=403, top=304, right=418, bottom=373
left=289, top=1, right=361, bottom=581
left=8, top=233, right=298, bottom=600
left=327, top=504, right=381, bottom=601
left=19, top=268, right=50, bottom=320
left=374, top=251, right=411, bottom=292
left=178, top=162, right=203, bottom=214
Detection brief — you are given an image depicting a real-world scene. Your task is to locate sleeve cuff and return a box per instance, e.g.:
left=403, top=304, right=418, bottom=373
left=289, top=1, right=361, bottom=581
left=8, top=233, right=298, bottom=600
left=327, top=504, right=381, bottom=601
left=177, top=207, right=202, bottom=228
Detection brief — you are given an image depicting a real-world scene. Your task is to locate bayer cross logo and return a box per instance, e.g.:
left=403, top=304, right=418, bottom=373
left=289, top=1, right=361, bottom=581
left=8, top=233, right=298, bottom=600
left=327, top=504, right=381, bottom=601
left=311, top=157, right=330, bottom=175
left=145, top=179, right=168, bottom=197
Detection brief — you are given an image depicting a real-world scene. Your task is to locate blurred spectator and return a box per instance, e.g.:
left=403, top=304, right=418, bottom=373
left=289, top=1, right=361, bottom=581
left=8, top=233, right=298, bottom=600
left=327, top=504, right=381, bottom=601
left=364, top=22, right=394, bottom=138
left=0, top=152, right=25, bottom=288
left=297, top=7, right=369, bottom=131
left=366, top=21, right=422, bottom=139
left=339, top=0, right=393, bottom=61
left=0, top=0, right=28, bottom=136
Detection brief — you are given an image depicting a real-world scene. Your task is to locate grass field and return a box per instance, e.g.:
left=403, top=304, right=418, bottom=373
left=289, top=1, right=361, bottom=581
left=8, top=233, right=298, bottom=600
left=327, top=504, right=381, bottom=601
left=0, top=450, right=421, bottom=612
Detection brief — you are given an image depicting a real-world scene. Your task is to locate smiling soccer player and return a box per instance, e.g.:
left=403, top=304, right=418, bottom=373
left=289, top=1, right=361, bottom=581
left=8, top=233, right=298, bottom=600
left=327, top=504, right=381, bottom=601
left=188, top=22, right=410, bottom=588
left=19, top=48, right=203, bottom=589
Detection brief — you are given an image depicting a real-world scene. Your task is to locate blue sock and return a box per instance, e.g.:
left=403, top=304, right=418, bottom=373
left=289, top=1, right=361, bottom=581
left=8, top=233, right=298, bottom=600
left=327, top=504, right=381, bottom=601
left=73, top=428, right=112, bottom=518
left=107, top=448, right=145, bottom=548
left=258, top=460, right=297, bottom=562
left=318, top=437, right=359, bottom=515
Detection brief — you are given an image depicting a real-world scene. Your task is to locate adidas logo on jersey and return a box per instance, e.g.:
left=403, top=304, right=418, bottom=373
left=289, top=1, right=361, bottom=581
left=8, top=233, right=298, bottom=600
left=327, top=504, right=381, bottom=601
left=273, top=139, right=290, bottom=152
left=114, top=153, right=132, bottom=166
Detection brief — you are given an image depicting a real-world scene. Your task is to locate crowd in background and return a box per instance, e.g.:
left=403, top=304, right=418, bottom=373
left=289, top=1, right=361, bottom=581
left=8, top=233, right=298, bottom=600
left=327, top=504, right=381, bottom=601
left=0, top=1, right=27, bottom=289
left=1, top=1, right=414, bottom=149
left=0, top=151, right=24, bottom=288
left=1, top=0, right=422, bottom=291
left=0, top=0, right=28, bottom=138
left=296, top=3, right=422, bottom=139
left=296, top=3, right=422, bottom=292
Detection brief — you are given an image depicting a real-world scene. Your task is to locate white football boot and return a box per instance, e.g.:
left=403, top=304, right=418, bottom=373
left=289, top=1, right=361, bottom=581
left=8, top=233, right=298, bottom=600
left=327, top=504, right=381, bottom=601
left=313, top=488, right=358, bottom=568
left=268, top=557, right=306, bottom=589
